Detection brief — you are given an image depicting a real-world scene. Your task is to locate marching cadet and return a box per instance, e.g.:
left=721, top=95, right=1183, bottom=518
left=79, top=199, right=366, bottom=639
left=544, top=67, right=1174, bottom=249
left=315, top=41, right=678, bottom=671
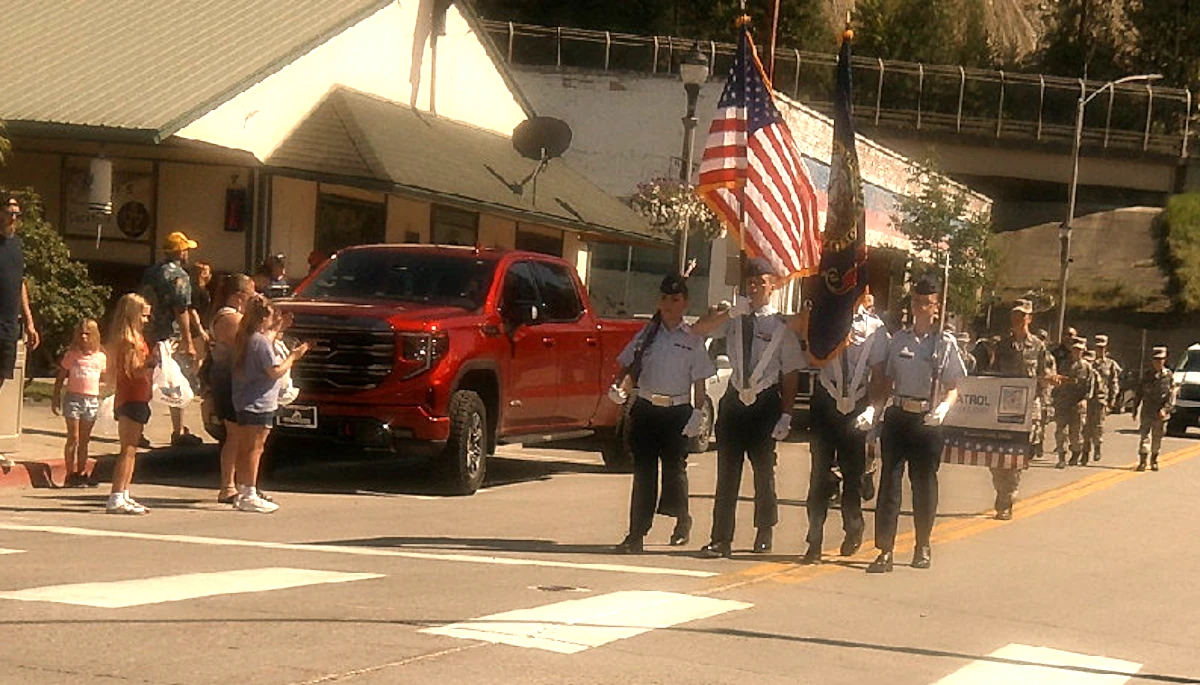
left=1135, top=346, right=1174, bottom=472
left=1053, top=337, right=1092, bottom=468
left=797, top=298, right=889, bottom=565
left=956, top=332, right=976, bottom=375
left=1084, top=334, right=1122, bottom=462
left=982, top=299, right=1054, bottom=520
left=690, top=257, right=804, bottom=558
left=864, top=276, right=966, bottom=573
left=609, top=274, right=715, bottom=554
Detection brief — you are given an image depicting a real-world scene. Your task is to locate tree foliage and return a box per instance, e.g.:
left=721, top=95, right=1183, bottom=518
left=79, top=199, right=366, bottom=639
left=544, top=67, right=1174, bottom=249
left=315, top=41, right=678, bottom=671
left=1032, top=0, right=1134, bottom=80
left=473, top=0, right=833, bottom=50
left=892, top=162, right=996, bottom=320
left=1157, top=192, right=1200, bottom=311
left=0, top=120, right=9, bottom=166
left=1, top=187, right=111, bottom=373
left=1126, top=0, right=1200, bottom=91
left=852, top=0, right=994, bottom=67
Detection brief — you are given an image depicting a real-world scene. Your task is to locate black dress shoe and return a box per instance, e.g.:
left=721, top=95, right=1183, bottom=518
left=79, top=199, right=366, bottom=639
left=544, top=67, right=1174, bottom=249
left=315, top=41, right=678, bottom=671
left=800, top=544, right=822, bottom=565
left=669, top=515, right=692, bottom=546
left=840, top=531, right=863, bottom=556
left=1150, top=459, right=1160, bottom=472
left=752, top=528, right=773, bottom=553
left=866, top=551, right=894, bottom=573
left=1136, top=460, right=1147, bottom=472
left=911, top=545, right=932, bottom=569
left=698, top=541, right=732, bottom=559
left=614, top=535, right=644, bottom=555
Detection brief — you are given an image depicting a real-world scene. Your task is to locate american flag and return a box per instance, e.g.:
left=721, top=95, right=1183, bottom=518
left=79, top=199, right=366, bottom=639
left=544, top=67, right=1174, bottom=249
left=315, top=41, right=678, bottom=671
left=696, top=25, right=820, bottom=279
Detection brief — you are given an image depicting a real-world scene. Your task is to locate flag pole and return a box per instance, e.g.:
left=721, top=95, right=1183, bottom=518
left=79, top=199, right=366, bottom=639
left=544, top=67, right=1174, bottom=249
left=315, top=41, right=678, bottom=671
left=767, top=0, right=781, bottom=80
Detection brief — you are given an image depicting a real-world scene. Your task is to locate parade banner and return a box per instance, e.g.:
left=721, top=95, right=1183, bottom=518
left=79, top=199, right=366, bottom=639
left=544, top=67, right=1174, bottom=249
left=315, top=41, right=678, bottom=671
left=941, top=376, right=1037, bottom=469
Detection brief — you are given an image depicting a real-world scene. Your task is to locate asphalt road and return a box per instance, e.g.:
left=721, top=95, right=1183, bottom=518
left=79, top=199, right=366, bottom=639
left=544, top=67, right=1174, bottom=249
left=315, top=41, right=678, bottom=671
left=2, top=414, right=1198, bottom=685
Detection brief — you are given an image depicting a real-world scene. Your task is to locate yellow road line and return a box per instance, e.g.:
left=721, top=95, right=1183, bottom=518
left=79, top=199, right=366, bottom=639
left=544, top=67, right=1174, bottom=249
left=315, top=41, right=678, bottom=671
left=700, top=443, right=1200, bottom=594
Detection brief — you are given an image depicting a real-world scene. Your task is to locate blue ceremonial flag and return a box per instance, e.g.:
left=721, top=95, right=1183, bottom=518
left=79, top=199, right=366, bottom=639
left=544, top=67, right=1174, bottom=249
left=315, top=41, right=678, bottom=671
left=807, top=29, right=868, bottom=364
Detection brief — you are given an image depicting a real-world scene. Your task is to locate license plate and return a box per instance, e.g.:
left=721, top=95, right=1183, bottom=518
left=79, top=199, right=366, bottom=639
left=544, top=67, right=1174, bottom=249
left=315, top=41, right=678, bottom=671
left=276, top=405, right=318, bottom=429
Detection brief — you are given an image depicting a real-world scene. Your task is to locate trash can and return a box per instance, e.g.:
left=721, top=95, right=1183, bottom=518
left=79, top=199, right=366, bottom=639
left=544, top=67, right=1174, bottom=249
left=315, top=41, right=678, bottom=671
left=0, top=338, right=25, bottom=454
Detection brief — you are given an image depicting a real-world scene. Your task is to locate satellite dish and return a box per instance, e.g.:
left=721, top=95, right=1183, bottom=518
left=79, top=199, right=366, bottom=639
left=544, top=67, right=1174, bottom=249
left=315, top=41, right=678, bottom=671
left=513, top=117, right=572, bottom=161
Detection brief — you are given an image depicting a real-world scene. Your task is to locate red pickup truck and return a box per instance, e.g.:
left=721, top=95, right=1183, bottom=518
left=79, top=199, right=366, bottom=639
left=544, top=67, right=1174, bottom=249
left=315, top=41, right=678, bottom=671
left=274, top=244, right=640, bottom=494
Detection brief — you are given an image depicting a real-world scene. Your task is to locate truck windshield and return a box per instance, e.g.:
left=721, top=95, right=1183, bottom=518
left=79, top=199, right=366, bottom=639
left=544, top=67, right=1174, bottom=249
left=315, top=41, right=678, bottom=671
left=1177, top=350, right=1200, bottom=372
left=298, top=251, right=498, bottom=310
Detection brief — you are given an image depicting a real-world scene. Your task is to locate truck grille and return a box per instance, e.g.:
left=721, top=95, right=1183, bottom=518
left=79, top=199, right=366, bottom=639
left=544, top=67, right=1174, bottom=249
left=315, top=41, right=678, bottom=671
left=288, top=315, right=395, bottom=391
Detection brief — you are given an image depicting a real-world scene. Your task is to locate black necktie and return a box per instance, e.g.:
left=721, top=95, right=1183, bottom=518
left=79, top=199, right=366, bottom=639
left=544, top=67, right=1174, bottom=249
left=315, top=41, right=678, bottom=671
left=741, top=314, right=755, bottom=384
left=841, top=343, right=851, bottom=398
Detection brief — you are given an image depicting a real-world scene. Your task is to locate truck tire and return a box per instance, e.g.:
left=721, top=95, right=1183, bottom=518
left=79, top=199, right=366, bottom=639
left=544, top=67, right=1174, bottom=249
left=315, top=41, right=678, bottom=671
left=687, top=399, right=714, bottom=453
left=442, top=390, right=489, bottom=495
left=1166, top=416, right=1188, bottom=437
left=600, top=401, right=634, bottom=472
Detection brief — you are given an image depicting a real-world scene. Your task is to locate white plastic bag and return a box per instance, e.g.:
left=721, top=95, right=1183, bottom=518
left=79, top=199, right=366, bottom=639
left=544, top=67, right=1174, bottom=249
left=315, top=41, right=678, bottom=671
left=274, top=339, right=299, bottom=406
left=152, top=341, right=195, bottom=408
left=94, top=395, right=118, bottom=436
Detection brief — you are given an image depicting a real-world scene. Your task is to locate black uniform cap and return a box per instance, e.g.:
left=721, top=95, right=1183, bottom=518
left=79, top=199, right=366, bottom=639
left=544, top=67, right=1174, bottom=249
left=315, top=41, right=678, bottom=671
left=912, top=274, right=941, bottom=296
left=660, top=273, right=689, bottom=297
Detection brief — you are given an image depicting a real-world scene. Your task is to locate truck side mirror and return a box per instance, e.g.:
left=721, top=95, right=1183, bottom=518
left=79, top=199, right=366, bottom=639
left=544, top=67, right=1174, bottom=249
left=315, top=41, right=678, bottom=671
left=504, top=303, right=539, bottom=328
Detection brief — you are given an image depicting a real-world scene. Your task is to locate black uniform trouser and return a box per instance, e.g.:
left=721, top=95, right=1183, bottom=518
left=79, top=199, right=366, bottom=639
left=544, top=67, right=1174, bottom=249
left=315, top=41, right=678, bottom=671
left=710, top=386, right=781, bottom=544
left=627, top=399, right=692, bottom=537
left=807, top=386, right=866, bottom=547
left=875, top=406, right=943, bottom=552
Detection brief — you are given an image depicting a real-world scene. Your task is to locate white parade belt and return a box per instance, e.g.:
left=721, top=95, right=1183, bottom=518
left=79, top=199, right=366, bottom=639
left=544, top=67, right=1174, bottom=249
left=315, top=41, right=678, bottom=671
left=637, top=390, right=692, bottom=407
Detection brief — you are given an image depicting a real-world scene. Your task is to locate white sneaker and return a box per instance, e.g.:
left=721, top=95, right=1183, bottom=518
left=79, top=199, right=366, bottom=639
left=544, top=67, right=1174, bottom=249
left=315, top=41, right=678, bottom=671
left=0, top=454, right=13, bottom=473
left=124, top=495, right=151, bottom=513
left=235, top=492, right=279, bottom=514
left=106, top=496, right=147, bottom=515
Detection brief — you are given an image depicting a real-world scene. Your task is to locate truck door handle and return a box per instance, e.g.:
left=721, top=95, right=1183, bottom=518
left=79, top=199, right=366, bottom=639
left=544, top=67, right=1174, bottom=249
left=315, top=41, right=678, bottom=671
left=585, top=336, right=598, bottom=347
left=541, top=336, right=556, bottom=348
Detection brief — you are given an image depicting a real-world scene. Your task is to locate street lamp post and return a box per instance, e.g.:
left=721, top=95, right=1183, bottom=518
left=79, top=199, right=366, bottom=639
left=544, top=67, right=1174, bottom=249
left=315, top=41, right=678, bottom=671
left=676, top=43, right=709, bottom=272
left=1056, top=73, right=1162, bottom=339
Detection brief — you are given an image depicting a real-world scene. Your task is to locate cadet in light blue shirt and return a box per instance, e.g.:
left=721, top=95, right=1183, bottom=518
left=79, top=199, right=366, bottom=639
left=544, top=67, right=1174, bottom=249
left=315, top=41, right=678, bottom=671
left=610, top=273, right=715, bottom=554
left=865, top=275, right=965, bottom=574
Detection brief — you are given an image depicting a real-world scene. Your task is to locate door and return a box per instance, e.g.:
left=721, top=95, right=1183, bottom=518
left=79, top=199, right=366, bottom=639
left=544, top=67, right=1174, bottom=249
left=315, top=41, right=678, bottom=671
left=530, top=260, right=602, bottom=427
left=497, top=262, right=560, bottom=432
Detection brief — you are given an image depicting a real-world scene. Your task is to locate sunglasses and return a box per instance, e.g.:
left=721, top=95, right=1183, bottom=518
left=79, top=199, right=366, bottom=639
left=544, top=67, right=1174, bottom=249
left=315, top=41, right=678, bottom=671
left=4, top=209, right=21, bottom=218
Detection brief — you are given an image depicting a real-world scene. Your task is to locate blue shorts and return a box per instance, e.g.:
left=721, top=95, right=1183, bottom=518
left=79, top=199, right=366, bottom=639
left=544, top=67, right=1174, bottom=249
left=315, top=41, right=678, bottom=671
left=236, top=410, right=275, bottom=427
left=62, top=393, right=100, bottom=422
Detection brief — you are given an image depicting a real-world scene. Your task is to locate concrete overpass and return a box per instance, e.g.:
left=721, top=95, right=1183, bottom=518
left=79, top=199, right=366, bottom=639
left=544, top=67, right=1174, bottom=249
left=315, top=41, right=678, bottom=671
left=482, top=20, right=1194, bottom=233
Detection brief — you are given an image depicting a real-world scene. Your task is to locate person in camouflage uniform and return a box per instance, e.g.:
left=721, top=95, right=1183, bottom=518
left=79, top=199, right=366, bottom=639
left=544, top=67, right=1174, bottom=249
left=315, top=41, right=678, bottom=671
left=1083, top=334, right=1122, bottom=462
left=1135, top=346, right=1175, bottom=472
left=982, top=299, right=1054, bottom=520
left=1053, top=338, right=1092, bottom=468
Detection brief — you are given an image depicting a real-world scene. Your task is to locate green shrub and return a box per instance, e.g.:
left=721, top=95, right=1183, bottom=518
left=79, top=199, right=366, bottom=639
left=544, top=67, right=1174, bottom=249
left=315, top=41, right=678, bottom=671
left=2, top=187, right=110, bottom=374
left=1158, top=193, right=1200, bottom=311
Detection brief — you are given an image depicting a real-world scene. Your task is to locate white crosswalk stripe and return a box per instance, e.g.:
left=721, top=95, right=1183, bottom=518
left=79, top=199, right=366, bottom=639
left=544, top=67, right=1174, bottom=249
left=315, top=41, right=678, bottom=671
left=422, top=590, right=751, bottom=654
left=0, top=567, right=383, bottom=608
left=933, top=644, right=1142, bottom=685
left=0, top=548, right=25, bottom=555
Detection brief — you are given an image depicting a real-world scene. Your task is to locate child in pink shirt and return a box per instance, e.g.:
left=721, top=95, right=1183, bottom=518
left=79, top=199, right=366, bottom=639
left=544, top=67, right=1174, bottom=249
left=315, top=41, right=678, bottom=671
left=52, top=319, right=107, bottom=487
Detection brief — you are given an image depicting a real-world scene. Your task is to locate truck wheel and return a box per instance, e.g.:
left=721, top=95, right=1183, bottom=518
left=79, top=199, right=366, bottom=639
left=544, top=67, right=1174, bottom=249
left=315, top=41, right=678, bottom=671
left=442, top=390, right=489, bottom=495
left=687, top=399, right=714, bottom=453
left=600, top=402, right=634, bottom=472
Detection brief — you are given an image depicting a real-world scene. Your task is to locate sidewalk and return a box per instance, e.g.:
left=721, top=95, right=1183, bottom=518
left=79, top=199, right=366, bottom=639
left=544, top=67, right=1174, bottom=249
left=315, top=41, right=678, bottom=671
left=1, top=394, right=210, bottom=490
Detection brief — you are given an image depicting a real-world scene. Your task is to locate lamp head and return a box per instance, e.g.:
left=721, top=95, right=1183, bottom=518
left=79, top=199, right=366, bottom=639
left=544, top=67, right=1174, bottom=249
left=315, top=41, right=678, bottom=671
left=679, top=43, right=709, bottom=86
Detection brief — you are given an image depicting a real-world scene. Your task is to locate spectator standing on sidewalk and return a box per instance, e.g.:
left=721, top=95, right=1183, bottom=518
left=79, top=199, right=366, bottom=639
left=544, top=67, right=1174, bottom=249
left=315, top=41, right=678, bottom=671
left=51, top=319, right=107, bottom=487
left=141, top=231, right=201, bottom=447
left=230, top=295, right=308, bottom=513
left=205, top=273, right=256, bottom=503
left=0, top=195, right=40, bottom=472
left=105, top=293, right=158, bottom=515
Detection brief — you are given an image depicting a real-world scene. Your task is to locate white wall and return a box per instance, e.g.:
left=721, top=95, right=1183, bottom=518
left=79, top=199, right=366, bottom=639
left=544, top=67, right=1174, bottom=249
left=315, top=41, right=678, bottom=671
left=176, top=2, right=528, bottom=161
left=157, top=162, right=250, bottom=274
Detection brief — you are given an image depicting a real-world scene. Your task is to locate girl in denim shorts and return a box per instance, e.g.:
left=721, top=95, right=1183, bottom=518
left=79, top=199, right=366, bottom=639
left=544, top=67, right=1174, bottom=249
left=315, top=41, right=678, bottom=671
left=105, top=294, right=158, bottom=515
left=52, top=319, right=107, bottom=487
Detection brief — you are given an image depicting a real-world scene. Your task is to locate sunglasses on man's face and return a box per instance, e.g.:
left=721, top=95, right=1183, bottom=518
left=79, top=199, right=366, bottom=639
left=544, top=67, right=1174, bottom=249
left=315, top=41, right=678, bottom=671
left=5, top=209, right=21, bottom=219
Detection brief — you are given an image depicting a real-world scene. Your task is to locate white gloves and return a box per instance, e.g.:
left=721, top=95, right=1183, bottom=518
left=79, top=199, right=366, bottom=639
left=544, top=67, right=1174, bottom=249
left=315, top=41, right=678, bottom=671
left=607, top=384, right=628, bottom=405
left=771, top=413, right=792, bottom=441
left=925, top=401, right=952, bottom=426
left=726, top=299, right=751, bottom=318
left=853, top=405, right=876, bottom=432
left=683, top=408, right=705, bottom=437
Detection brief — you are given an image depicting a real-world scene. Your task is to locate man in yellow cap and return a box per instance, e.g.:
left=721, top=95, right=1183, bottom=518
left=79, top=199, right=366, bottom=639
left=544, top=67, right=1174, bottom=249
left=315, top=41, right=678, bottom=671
left=140, top=231, right=201, bottom=446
